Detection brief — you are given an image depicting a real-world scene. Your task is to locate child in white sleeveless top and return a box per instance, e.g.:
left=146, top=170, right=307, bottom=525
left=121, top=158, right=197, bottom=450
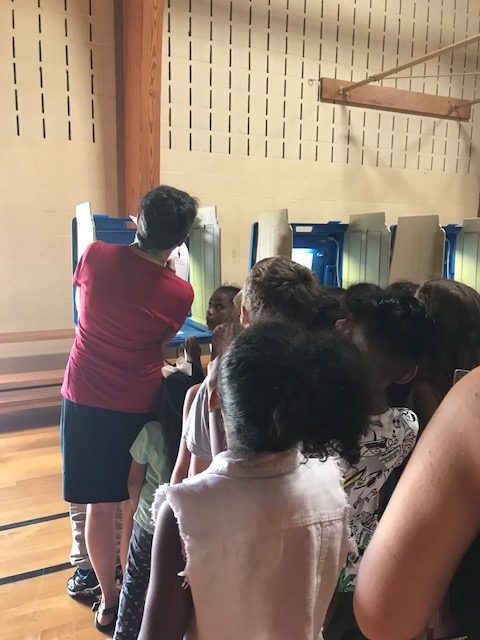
left=138, top=321, right=372, bottom=640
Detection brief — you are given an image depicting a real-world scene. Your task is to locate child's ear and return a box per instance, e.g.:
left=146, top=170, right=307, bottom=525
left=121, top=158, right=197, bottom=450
left=335, top=318, right=349, bottom=334
left=395, top=365, right=418, bottom=385
left=240, top=305, right=250, bottom=327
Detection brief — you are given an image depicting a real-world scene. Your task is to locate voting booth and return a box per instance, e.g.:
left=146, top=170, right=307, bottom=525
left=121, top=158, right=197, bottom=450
left=72, top=202, right=220, bottom=346
left=249, top=209, right=479, bottom=292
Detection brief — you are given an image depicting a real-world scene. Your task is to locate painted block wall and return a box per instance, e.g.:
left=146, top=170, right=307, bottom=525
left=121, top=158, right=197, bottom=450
left=0, top=0, right=118, bottom=359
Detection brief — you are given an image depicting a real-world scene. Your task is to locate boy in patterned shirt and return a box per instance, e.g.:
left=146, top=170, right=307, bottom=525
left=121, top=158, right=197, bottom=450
left=324, top=294, right=431, bottom=640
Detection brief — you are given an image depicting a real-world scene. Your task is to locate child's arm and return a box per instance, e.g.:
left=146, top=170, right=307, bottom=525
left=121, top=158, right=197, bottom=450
left=138, top=501, right=192, bottom=640
left=170, top=438, right=192, bottom=485
left=170, top=383, right=201, bottom=485
left=128, top=460, right=147, bottom=513
left=188, top=453, right=210, bottom=476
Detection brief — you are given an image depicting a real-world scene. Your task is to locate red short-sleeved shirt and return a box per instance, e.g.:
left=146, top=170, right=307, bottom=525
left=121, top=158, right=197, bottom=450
left=62, top=241, right=194, bottom=413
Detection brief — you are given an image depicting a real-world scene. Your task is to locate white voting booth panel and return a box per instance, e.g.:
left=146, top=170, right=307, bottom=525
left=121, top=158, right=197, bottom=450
left=389, top=215, right=445, bottom=284
left=254, top=209, right=293, bottom=264
left=455, top=218, right=480, bottom=292
left=75, top=202, right=96, bottom=259
left=188, top=206, right=221, bottom=325
left=342, top=212, right=390, bottom=288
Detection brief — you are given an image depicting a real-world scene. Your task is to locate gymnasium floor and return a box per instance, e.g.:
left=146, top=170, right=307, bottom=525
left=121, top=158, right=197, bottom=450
left=0, top=418, right=107, bottom=639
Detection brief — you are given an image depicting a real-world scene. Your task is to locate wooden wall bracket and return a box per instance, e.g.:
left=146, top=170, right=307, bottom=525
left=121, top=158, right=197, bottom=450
left=320, top=77, right=472, bottom=121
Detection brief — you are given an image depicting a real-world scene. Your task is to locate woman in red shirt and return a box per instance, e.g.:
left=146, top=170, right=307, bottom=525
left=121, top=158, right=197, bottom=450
left=61, top=186, right=197, bottom=631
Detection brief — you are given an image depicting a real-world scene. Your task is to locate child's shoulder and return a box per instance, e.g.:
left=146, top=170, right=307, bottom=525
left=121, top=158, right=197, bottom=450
left=134, top=420, right=165, bottom=445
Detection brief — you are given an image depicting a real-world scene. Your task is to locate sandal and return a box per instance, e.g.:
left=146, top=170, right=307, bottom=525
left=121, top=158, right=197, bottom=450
left=92, top=600, right=118, bottom=633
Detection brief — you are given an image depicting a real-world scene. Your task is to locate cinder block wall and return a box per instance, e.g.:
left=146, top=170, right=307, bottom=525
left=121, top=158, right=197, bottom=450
left=0, top=0, right=118, bottom=361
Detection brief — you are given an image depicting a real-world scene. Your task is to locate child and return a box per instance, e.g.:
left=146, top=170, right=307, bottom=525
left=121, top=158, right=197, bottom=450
left=170, top=296, right=242, bottom=484
left=324, top=294, right=431, bottom=640
left=170, top=256, right=343, bottom=483
left=114, top=283, right=240, bottom=638
left=113, top=383, right=184, bottom=640
left=206, top=285, right=241, bottom=330
left=138, top=321, right=373, bottom=640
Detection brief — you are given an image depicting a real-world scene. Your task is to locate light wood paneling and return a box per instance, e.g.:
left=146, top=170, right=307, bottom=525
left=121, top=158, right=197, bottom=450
left=0, top=518, right=70, bottom=579
left=0, top=426, right=64, bottom=526
left=0, top=424, right=103, bottom=639
left=0, top=568, right=103, bottom=640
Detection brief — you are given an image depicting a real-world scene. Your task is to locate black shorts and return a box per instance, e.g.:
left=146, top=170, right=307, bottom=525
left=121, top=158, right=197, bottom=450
left=60, top=398, right=155, bottom=504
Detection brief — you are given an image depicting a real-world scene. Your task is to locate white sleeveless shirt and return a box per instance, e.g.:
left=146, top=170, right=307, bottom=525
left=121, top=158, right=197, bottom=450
left=166, top=448, right=352, bottom=640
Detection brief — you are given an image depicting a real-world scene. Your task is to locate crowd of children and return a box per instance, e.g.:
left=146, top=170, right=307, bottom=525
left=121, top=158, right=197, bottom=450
left=63, top=187, right=480, bottom=639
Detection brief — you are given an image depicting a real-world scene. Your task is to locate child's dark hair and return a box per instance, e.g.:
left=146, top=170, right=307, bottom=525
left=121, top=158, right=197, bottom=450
left=344, top=282, right=384, bottom=316
left=218, top=322, right=372, bottom=464
left=416, top=279, right=480, bottom=397
left=243, top=256, right=341, bottom=330
left=214, top=285, right=241, bottom=301
left=136, top=185, right=198, bottom=251
left=354, top=295, right=431, bottom=376
left=384, top=280, right=419, bottom=298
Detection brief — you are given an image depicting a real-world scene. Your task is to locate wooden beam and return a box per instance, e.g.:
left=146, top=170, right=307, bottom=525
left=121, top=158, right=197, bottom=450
left=0, top=330, right=75, bottom=344
left=320, top=77, right=472, bottom=121
left=121, top=0, right=164, bottom=216
left=339, top=33, right=480, bottom=94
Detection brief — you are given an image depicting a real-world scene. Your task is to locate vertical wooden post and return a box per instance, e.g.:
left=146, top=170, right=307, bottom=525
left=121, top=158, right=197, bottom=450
left=120, top=0, right=164, bottom=215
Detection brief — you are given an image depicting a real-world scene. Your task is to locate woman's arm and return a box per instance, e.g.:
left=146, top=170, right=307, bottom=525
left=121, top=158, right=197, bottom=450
left=138, top=501, right=192, bottom=640
left=354, top=368, right=480, bottom=640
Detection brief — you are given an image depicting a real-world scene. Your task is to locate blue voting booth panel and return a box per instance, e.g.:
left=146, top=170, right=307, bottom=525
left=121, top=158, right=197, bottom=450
left=443, top=224, right=461, bottom=280
left=249, top=221, right=348, bottom=287
left=72, top=215, right=211, bottom=345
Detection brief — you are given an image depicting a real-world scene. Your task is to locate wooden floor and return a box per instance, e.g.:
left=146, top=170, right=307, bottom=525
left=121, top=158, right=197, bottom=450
left=0, top=421, right=108, bottom=640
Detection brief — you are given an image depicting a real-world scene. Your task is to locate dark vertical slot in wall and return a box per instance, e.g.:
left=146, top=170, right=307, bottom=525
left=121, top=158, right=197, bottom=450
left=246, top=0, right=252, bottom=157
left=88, top=0, right=95, bottom=142
left=298, top=0, right=307, bottom=161
left=38, top=3, right=46, bottom=138
left=227, top=1, right=232, bottom=155
left=166, top=0, right=172, bottom=150
left=11, top=3, right=20, bottom=135
left=265, top=0, right=271, bottom=158
left=64, top=2, right=71, bottom=140
left=208, top=0, right=213, bottom=154
left=188, top=0, right=192, bottom=152
left=281, top=0, right=289, bottom=159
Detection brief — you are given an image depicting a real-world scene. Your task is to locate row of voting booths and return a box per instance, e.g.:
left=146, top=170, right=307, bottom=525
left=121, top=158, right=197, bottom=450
left=72, top=202, right=480, bottom=347
left=249, top=210, right=480, bottom=292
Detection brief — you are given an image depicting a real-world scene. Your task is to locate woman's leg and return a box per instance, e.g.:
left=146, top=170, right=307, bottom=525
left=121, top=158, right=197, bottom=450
left=114, top=521, right=153, bottom=639
left=86, top=502, right=119, bottom=624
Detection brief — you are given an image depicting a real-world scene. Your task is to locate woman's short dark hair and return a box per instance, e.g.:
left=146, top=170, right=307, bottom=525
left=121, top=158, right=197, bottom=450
left=136, top=185, right=198, bottom=251
left=218, top=322, right=372, bottom=464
